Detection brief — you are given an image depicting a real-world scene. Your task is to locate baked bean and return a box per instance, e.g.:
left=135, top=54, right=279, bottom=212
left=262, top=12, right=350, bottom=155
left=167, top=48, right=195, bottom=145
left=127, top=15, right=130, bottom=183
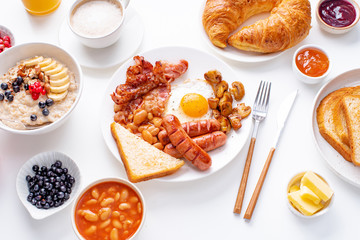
left=142, top=130, right=153, bottom=144
left=133, top=110, right=147, bottom=125
left=126, top=123, right=138, bottom=132
left=153, top=142, right=164, bottom=150
left=130, top=210, right=137, bottom=215
left=123, top=220, right=132, bottom=230
left=137, top=125, right=148, bottom=133
left=83, top=210, right=99, bottom=222
left=119, top=203, right=131, bottom=210
left=129, top=196, right=138, bottom=203
left=152, top=117, right=162, bottom=127
left=101, top=197, right=115, bottom=207
left=128, top=114, right=133, bottom=120
left=91, top=189, right=99, bottom=199
left=85, top=225, right=97, bottom=235
left=147, top=112, right=153, bottom=120
left=98, top=192, right=106, bottom=203
left=114, top=192, right=120, bottom=202
left=110, top=228, right=119, bottom=240
left=152, top=136, right=158, bottom=143
left=108, top=187, right=116, bottom=193
left=137, top=202, right=142, bottom=214
left=99, top=208, right=111, bottom=221
left=86, top=199, right=97, bottom=205
left=99, top=219, right=111, bottom=229
left=112, top=211, right=120, bottom=217
left=124, top=230, right=129, bottom=236
left=119, top=215, right=125, bottom=221
left=105, top=227, right=111, bottom=233
left=148, top=126, right=160, bottom=136
left=77, top=209, right=85, bottom=216
left=120, top=189, right=129, bottom=202
left=112, top=219, right=122, bottom=229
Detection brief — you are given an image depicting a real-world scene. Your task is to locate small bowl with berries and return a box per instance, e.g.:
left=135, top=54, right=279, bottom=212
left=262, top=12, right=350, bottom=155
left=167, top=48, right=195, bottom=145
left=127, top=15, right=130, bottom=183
left=0, top=25, right=14, bottom=53
left=0, top=42, right=83, bottom=134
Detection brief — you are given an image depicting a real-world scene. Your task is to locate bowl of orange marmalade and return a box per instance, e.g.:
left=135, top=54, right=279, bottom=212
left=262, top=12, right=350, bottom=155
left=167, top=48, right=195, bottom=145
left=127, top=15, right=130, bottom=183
left=293, top=45, right=331, bottom=85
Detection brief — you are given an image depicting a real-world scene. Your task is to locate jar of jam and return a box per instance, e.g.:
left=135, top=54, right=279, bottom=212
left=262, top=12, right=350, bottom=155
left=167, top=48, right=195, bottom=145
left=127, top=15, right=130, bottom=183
left=319, top=0, right=357, bottom=28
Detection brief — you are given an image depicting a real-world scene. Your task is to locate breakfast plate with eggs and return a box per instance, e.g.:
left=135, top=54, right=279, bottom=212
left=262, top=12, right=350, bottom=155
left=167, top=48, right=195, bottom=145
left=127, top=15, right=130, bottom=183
left=100, top=46, right=252, bottom=182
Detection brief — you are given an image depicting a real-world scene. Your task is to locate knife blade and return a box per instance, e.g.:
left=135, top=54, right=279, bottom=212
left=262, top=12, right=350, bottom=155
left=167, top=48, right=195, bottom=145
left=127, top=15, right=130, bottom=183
left=273, top=90, right=298, bottom=148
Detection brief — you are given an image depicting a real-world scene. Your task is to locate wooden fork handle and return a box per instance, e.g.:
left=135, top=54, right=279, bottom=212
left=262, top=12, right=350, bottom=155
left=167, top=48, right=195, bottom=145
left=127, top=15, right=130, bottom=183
left=233, top=137, right=256, bottom=214
left=244, top=147, right=276, bottom=220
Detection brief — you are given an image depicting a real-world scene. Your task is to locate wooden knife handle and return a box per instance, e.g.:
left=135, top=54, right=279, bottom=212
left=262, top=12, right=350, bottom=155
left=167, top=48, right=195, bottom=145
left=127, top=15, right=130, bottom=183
left=244, top=147, right=276, bottom=220
left=233, top=137, right=256, bottom=214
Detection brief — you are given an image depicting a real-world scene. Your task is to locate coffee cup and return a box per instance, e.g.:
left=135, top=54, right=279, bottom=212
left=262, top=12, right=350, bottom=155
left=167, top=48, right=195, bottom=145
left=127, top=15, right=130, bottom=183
left=68, top=0, right=130, bottom=48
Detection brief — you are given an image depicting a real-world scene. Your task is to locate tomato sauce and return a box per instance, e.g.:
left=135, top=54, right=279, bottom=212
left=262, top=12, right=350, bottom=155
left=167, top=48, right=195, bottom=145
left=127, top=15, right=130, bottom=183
left=319, top=0, right=356, bottom=28
left=74, top=181, right=143, bottom=240
left=296, top=48, right=329, bottom=77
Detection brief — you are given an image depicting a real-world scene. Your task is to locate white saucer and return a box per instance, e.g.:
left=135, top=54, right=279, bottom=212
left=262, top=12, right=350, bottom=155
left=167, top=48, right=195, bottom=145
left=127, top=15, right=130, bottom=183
left=58, top=6, right=144, bottom=69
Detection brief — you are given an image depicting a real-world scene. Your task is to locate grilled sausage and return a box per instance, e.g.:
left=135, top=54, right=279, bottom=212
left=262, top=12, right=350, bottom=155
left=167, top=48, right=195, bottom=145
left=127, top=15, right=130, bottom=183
left=162, top=115, right=212, bottom=170
left=164, top=131, right=227, bottom=158
left=158, top=119, right=221, bottom=145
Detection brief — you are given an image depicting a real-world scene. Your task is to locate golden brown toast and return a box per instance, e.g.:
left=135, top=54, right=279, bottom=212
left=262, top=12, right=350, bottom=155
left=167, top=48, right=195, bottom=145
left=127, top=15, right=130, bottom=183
left=341, top=95, right=360, bottom=166
left=110, top=122, right=184, bottom=183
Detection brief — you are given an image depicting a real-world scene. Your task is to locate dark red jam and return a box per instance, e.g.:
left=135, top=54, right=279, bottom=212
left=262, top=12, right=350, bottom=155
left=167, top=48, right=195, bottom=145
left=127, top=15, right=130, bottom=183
left=319, top=0, right=356, bottom=28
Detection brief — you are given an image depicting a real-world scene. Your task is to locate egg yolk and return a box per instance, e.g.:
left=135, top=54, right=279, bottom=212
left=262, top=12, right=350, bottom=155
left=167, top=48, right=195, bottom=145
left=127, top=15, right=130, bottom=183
left=180, top=93, right=209, bottom=117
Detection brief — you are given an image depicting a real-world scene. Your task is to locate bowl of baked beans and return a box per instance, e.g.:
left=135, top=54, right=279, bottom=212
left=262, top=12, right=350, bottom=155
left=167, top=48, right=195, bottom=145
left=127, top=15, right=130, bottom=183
left=72, top=177, right=145, bottom=240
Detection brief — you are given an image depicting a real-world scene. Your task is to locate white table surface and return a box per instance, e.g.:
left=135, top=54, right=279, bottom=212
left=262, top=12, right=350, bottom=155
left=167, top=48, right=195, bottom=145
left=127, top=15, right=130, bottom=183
left=1, top=0, right=360, bottom=239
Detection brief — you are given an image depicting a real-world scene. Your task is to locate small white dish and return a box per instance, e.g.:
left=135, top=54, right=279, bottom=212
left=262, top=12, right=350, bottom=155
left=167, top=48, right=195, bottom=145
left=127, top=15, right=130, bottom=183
left=292, top=44, right=331, bottom=85
left=0, top=42, right=83, bottom=135
left=59, top=6, right=144, bottom=69
left=312, top=68, right=360, bottom=188
left=0, top=25, right=15, bottom=49
left=287, top=171, right=334, bottom=218
left=16, top=151, right=81, bottom=220
left=316, top=0, right=360, bottom=34
left=72, top=177, right=145, bottom=240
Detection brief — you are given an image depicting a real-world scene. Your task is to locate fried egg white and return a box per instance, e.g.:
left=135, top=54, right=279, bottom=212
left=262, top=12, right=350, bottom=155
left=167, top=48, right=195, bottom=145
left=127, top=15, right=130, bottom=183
left=164, top=78, right=214, bottom=123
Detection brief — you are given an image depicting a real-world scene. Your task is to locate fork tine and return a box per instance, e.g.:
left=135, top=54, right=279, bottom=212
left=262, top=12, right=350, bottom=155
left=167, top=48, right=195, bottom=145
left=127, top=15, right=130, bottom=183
left=259, top=81, right=267, bottom=110
left=264, top=82, right=271, bottom=111
left=254, top=81, right=264, bottom=108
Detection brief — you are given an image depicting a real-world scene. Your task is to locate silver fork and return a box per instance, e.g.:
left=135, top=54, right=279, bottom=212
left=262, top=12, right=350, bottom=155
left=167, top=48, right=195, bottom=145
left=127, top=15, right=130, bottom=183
left=233, top=80, right=271, bottom=214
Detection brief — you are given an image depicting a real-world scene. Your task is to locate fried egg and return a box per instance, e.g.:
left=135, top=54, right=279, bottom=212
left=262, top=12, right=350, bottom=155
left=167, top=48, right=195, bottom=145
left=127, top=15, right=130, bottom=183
left=164, top=78, right=214, bottom=123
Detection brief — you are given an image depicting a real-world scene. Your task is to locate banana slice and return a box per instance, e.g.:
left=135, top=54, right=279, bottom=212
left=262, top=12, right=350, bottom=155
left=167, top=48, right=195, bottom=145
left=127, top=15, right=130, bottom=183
left=41, top=60, right=57, bottom=72
left=47, top=91, right=68, bottom=102
left=24, top=56, right=44, bottom=67
left=50, top=82, right=70, bottom=93
left=45, top=64, right=63, bottom=76
left=50, top=68, right=68, bottom=80
left=50, top=75, right=70, bottom=87
left=39, top=58, right=52, bottom=68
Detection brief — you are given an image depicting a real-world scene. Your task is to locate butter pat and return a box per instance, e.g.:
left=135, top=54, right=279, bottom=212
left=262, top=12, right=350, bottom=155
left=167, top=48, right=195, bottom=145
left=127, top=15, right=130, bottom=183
left=301, top=171, right=334, bottom=202
left=300, top=185, right=321, bottom=205
left=288, top=190, right=323, bottom=216
left=289, top=185, right=300, bottom=193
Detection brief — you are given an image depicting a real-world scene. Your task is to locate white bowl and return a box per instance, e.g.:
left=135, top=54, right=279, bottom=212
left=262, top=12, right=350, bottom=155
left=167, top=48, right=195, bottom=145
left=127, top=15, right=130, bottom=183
left=68, top=0, right=129, bottom=48
left=0, top=25, right=15, bottom=50
left=292, top=44, right=332, bottom=85
left=316, top=0, right=360, bottom=34
left=287, top=171, right=334, bottom=219
left=16, top=151, right=82, bottom=220
left=72, top=177, right=146, bottom=240
left=0, top=42, right=83, bottom=135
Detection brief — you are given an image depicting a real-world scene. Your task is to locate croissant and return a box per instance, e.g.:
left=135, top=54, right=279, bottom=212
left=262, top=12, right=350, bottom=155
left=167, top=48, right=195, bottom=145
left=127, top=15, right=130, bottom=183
left=202, top=0, right=312, bottom=53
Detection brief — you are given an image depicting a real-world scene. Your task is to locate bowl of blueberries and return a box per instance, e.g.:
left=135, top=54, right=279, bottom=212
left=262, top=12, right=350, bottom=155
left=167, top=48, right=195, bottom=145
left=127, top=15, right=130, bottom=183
left=16, top=151, right=81, bottom=220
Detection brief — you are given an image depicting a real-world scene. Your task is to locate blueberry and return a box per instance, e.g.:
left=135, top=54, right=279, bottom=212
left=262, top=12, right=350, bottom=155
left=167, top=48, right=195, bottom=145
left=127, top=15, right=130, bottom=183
left=64, top=193, right=70, bottom=200
left=30, top=114, right=37, bottom=121
left=34, top=195, right=42, bottom=201
left=33, top=185, right=39, bottom=192
left=40, top=188, right=46, bottom=196
left=38, top=101, right=46, bottom=109
left=42, top=108, right=49, bottom=116
left=7, top=94, right=14, bottom=102
left=67, top=182, right=73, bottom=188
left=55, top=176, right=61, bottom=182
left=63, top=168, right=68, bottom=174
left=4, top=90, right=11, bottom=98
left=69, top=177, right=75, bottom=184
left=16, top=76, right=23, bottom=85
left=13, top=85, right=20, bottom=93
left=38, top=180, right=43, bottom=187
left=55, top=168, right=63, bottom=175
left=49, top=201, right=54, bottom=207
left=41, top=166, right=47, bottom=172
left=44, top=182, right=50, bottom=189
left=67, top=188, right=72, bottom=194
left=50, top=177, right=55, bottom=183
left=35, top=201, right=42, bottom=209
left=43, top=203, right=50, bottom=209
left=54, top=182, right=60, bottom=189
left=46, top=98, right=54, bottom=107
left=58, top=192, right=64, bottom=199
left=54, top=160, right=62, bottom=168
left=27, top=194, right=33, bottom=202
left=25, top=175, right=31, bottom=182
left=60, top=186, right=66, bottom=193
left=60, top=174, right=66, bottom=181
left=12, top=81, right=18, bottom=87
left=32, top=165, right=39, bottom=172
left=0, top=93, right=4, bottom=101
left=1, top=82, right=8, bottom=90
left=31, top=198, right=37, bottom=205
left=24, top=84, right=29, bottom=90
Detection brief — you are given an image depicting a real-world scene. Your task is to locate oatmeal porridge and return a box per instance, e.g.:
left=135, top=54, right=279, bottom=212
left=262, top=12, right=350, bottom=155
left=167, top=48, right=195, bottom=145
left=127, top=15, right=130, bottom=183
left=0, top=56, right=77, bottom=129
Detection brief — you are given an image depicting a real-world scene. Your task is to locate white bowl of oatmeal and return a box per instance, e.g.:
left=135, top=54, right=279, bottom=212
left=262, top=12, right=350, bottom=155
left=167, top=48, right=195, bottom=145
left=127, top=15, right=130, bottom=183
left=0, top=42, right=83, bottom=134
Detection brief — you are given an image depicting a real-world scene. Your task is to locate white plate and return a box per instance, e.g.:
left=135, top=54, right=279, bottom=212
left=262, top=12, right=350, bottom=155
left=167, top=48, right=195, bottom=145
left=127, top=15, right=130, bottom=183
left=100, top=46, right=252, bottom=182
left=16, top=151, right=82, bottom=220
left=58, top=6, right=144, bottom=69
left=312, top=68, right=360, bottom=188
left=199, top=3, right=283, bottom=63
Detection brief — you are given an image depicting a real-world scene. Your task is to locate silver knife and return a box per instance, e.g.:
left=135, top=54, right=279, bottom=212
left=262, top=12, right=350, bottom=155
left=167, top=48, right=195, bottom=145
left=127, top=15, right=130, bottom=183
left=244, top=90, right=298, bottom=220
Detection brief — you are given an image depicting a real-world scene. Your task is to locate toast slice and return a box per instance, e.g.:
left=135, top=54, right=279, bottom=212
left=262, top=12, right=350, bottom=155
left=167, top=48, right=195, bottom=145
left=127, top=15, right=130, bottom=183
left=341, top=95, right=360, bottom=166
left=317, top=87, right=352, bottom=162
left=110, top=122, right=184, bottom=182
left=333, top=100, right=349, bottom=146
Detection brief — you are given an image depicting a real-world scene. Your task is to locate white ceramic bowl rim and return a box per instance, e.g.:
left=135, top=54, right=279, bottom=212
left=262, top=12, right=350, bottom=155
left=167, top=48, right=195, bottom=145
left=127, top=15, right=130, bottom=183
left=71, top=177, right=146, bottom=240
left=293, top=44, right=332, bottom=80
left=67, top=0, right=125, bottom=40
left=316, top=0, right=360, bottom=30
left=0, top=42, right=83, bottom=134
